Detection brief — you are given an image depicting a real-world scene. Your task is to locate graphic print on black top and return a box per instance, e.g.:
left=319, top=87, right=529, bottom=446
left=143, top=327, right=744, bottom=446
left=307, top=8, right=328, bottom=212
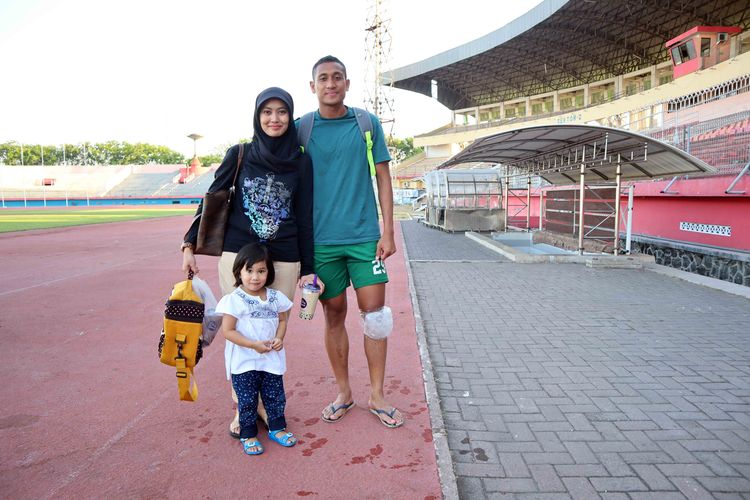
left=242, top=173, right=292, bottom=241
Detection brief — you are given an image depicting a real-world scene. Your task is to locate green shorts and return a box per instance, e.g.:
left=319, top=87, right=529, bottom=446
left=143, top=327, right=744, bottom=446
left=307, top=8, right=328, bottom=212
left=314, top=241, right=389, bottom=300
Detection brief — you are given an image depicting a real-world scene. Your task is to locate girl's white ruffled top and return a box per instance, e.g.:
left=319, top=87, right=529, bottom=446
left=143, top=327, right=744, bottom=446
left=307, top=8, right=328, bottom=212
left=215, top=287, right=292, bottom=378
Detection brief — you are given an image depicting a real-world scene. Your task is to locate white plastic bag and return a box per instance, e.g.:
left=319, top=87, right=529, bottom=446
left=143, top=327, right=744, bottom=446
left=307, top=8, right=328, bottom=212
left=192, top=277, right=221, bottom=346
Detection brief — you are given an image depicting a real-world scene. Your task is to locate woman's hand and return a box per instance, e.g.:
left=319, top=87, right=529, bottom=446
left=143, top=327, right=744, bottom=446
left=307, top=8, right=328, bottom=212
left=298, top=274, right=325, bottom=294
left=182, top=248, right=199, bottom=275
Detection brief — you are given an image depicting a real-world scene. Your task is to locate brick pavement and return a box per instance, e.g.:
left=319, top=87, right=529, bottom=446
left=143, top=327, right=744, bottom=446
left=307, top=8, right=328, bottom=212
left=401, top=220, right=750, bottom=499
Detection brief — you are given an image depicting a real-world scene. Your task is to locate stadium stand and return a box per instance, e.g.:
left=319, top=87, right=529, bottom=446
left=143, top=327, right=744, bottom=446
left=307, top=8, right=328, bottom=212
left=0, top=163, right=220, bottom=199
left=386, top=0, right=749, bottom=292
left=106, top=171, right=179, bottom=197
left=0, top=165, right=132, bottom=198
left=156, top=167, right=218, bottom=197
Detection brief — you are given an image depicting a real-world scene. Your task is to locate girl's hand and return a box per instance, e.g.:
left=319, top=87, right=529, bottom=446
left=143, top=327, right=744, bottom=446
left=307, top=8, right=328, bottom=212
left=182, top=248, right=199, bottom=275
left=270, top=337, right=283, bottom=351
left=252, top=340, right=272, bottom=354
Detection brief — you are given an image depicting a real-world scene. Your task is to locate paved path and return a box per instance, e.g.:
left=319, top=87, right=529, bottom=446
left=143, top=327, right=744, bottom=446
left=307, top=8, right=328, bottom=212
left=402, top=220, right=750, bottom=499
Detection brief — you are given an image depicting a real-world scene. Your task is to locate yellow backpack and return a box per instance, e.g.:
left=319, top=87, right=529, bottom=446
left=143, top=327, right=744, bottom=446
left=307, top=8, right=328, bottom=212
left=159, top=272, right=204, bottom=401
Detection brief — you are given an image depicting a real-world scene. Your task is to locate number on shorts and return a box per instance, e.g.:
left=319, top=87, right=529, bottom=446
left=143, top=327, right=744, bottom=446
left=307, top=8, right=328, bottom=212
left=372, top=259, right=386, bottom=275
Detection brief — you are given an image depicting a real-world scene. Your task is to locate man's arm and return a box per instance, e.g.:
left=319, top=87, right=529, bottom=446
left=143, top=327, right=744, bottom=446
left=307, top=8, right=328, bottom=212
left=374, top=161, right=396, bottom=260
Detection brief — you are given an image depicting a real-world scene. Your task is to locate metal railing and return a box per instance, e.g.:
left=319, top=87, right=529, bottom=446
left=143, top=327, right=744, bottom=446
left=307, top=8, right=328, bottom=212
left=667, top=74, right=750, bottom=112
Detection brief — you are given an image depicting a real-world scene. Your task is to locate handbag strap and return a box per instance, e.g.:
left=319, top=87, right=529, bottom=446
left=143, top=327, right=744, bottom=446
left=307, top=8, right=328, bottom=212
left=228, top=143, right=244, bottom=199
left=175, top=352, right=199, bottom=401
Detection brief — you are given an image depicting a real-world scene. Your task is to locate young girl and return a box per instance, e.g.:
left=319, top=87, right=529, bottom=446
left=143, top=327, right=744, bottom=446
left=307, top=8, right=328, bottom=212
left=215, top=243, right=297, bottom=455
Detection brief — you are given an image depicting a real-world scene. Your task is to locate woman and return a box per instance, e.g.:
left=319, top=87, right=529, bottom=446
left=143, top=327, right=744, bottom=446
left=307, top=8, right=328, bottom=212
left=181, top=87, right=316, bottom=438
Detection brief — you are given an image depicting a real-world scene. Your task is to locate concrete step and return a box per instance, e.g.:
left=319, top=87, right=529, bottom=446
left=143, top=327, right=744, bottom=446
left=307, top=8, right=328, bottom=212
left=585, top=256, right=643, bottom=269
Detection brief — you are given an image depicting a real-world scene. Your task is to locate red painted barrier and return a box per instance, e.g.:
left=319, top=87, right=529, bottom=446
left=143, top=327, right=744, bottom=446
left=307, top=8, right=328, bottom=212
left=625, top=175, right=750, bottom=250
left=538, top=174, right=750, bottom=251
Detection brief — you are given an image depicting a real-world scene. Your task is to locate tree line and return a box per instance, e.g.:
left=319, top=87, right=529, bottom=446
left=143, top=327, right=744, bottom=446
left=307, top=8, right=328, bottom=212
left=0, top=141, right=185, bottom=166
left=0, top=136, right=422, bottom=167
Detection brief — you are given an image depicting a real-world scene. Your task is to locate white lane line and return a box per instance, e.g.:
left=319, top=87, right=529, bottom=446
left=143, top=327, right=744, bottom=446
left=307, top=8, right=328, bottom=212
left=44, top=346, right=222, bottom=499
left=0, top=251, right=168, bottom=297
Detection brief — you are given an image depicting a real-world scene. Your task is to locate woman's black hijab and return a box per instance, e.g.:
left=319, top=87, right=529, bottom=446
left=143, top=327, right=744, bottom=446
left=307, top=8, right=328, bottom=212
left=247, top=87, right=303, bottom=173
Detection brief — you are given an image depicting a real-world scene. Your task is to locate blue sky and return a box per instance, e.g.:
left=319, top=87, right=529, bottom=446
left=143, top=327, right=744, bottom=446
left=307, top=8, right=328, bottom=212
left=0, top=0, right=541, bottom=156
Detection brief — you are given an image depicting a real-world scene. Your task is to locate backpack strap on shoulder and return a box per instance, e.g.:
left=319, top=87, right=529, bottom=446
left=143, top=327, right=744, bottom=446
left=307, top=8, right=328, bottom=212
left=298, top=107, right=377, bottom=177
left=297, top=112, right=315, bottom=153
left=352, top=107, right=376, bottom=177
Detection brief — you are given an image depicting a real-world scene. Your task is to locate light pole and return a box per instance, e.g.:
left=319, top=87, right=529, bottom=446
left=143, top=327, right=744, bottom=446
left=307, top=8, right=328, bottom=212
left=186, top=134, right=203, bottom=178
left=187, top=133, right=203, bottom=159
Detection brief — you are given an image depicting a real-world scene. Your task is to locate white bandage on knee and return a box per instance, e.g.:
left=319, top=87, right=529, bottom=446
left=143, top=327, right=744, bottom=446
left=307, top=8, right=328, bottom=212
left=361, top=306, right=393, bottom=340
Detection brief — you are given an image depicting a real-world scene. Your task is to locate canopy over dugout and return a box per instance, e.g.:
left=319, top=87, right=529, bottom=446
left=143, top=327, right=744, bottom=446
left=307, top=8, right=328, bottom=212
left=439, top=124, right=716, bottom=255
left=387, top=0, right=750, bottom=109
left=439, top=124, right=716, bottom=184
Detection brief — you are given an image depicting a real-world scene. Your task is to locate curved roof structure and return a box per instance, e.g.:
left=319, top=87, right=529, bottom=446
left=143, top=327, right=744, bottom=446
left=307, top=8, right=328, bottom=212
left=439, top=124, right=716, bottom=185
left=387, top=0, right=750, bottom=109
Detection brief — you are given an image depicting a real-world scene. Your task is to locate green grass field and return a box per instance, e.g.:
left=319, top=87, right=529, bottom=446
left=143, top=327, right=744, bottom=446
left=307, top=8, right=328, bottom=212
left=0, top=207, right=195, bottom=233
left=0, top=205, right=415, bottom=233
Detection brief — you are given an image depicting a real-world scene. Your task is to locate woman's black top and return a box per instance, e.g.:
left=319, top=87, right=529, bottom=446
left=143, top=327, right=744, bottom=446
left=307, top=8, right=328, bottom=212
left=184, top=144, right=314, bottom=275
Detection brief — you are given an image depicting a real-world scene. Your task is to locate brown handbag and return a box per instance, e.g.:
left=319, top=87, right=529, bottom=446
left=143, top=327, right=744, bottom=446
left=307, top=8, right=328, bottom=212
left=194, top=143, right=244, bottom=256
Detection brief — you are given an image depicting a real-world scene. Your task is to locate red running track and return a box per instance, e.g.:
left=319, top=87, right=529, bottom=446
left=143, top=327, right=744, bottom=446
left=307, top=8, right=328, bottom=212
left=0, top=215, right=441, bottom=499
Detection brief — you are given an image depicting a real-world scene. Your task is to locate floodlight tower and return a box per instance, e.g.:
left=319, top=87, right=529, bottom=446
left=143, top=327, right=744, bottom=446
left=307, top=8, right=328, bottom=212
left=364, top=0, right=395, bottom=138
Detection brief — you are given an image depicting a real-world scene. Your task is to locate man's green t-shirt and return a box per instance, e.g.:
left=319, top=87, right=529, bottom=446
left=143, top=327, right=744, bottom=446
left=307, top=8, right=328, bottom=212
left=303, top=108, right=391, bottom=245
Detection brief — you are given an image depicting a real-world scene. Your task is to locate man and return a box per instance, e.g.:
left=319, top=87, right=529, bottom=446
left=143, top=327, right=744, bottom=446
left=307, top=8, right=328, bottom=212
left=303, top=55, right=402, bottom=428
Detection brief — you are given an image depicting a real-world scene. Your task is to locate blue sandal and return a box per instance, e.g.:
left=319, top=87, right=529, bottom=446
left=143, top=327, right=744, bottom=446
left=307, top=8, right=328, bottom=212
left=241, top=437, right=264, bottom=455
left=268, top=429, right=297, bottom=447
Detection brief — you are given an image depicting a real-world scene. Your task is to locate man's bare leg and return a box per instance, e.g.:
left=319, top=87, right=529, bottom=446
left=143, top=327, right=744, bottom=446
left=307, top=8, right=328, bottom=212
left=320, top=292, right=354, bottom=421
left=356, top=283, right=403, bottom=427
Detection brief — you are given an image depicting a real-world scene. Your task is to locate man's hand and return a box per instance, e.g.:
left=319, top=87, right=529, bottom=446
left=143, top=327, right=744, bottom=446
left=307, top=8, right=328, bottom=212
left=376, top=232, right=396, bottom=261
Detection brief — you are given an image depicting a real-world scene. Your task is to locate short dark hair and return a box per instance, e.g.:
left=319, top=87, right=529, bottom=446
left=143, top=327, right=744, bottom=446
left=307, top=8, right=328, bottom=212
left=312, top=55, right=347, bottom=79
left=232, top=243, right=275, bottom=288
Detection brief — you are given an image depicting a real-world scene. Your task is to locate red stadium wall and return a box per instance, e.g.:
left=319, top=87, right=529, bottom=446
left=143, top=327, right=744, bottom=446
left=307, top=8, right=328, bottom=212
left=538, top=175, right=750, bottom=252
left=626, top=175, right=750, bottom=251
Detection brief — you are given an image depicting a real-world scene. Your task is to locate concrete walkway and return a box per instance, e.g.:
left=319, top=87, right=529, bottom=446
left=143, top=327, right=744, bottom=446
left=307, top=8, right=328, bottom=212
left=402, top=220, right=750, bottom=499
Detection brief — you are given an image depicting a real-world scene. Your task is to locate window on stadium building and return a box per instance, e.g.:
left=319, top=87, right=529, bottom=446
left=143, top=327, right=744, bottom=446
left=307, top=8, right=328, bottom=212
left=671, top=40, right=696, bottom=65
left=700, top=38, right=711, bottom=57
